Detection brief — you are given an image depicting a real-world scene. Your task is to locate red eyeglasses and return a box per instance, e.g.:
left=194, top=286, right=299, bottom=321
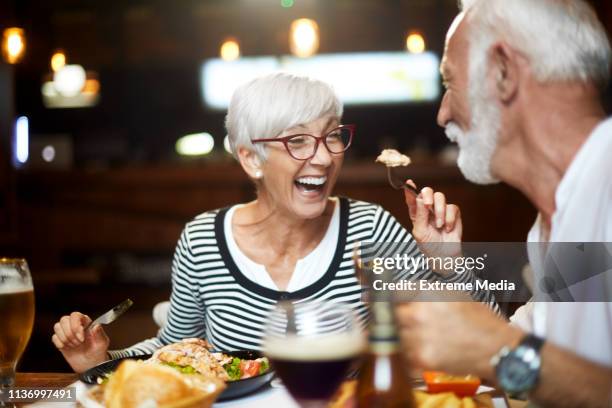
left=251, top=124, right=355, bottom=161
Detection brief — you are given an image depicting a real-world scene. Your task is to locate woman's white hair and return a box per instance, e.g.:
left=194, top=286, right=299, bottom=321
left=225, top=72, right=343, bottom=161
left=460, top=0, right=611, bottom=89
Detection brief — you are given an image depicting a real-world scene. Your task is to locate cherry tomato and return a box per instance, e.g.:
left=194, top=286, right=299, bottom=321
left=239, top=360, right=261, bottom=379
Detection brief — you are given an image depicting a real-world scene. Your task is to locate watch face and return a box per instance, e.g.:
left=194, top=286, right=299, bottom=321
left=497, top=352, right=540, bottom=393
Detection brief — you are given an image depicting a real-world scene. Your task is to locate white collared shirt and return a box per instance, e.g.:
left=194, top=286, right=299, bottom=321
left=224, top=198, right=340, bottom=292
left=511, top=118, right=612, bottom=366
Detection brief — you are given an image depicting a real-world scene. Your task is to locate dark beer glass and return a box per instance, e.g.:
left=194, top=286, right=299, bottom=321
left=263, top=301, right=364, bottom=408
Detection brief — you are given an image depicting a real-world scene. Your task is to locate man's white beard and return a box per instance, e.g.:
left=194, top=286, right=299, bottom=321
left=444, top=75, right=501, bottom=185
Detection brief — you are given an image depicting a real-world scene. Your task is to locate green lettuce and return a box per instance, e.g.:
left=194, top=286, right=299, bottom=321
left=161, top=361, right=197, bottom=374
left=259, top=358, right=269, bottom=375
left=224, top=358, right=242, bottom=381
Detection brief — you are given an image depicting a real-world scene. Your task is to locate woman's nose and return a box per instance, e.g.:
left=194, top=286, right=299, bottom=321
left=309, top=140, right=333, bottom=166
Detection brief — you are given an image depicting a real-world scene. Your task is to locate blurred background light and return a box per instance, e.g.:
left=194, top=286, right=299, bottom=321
left=14, top=116, right=29, bottom=166
left=53, top=64, right=86, bottom=97
left=406, top=31, right=426, bottom=54
left=176, top=133, right=215, bottom=156
left=42, top=70, right=100, bottom=109
left=223, top=135, right=232, bottom=154
left=42, top=145, right=56, bottom=162
left=290, top=18, right=319, bottom=58
left=51, top=50, right=66, bottom=72
left=281, top=0, right=294, bottom=8
left=220, top=38, right=240, bottom=61
left=202, top=52, right=440, bottom=109
left=82, top=78, right=100, bottom=95
left=2, top=27, right=26, bottom=64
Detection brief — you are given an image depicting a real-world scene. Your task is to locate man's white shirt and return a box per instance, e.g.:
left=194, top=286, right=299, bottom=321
left=510, top=117, right=612, bottom=367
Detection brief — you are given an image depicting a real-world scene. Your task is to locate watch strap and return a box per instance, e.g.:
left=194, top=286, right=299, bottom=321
left=520, top=334, right=545, bottom=352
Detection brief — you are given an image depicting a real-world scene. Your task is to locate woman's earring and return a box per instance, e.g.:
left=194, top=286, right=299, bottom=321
left=254, top=170, right=263, bottom=179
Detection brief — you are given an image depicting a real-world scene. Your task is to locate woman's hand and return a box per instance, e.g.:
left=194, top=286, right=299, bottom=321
left=51, top=312, right=110, bottom=373
left=404, top=181, right=462, bottom=244
left=404, top=182, right=462, bottom=275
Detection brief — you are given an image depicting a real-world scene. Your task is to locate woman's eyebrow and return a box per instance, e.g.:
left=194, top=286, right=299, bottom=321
left=287, top=117, right=340, bottom=133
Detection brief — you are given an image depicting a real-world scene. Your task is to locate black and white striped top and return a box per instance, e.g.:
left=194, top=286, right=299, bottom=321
left=109, top=198, right=495, bottom=358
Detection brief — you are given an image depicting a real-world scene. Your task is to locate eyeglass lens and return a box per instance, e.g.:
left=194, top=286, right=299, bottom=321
left=286, top=127, right=352, bottom=159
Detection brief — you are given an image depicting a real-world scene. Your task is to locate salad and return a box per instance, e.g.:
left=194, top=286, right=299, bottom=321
left=222, top=357, right=270, bottom=380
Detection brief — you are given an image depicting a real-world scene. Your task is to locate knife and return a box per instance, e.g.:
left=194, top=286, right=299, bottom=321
left=87, top=299, right=134, bottom=330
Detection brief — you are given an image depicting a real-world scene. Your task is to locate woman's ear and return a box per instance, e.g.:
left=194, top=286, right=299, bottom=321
left=237, top=146, right=263, bottom=179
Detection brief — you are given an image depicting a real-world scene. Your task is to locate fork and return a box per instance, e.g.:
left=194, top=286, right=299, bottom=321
left=385, top=166, right=419, bottom=196
left=385, top=166, right=438, bottom=218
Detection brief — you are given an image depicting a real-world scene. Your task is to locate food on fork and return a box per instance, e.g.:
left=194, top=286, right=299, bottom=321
left=375, top=149, right=412, bottom=167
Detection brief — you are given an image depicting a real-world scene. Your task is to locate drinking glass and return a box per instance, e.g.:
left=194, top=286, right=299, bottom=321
left=263, top=300, right=365, bottom=408
left=0, top=258, right=35, bottom=390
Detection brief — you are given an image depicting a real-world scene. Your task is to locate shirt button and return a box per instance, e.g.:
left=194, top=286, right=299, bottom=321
left=279, top=293, right=289, bottom=300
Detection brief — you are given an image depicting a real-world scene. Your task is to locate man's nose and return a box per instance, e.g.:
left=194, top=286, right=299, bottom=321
left=437, top=91, right=451, bottom=128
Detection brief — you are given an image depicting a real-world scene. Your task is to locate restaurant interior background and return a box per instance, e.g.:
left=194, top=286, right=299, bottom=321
left=1, top=0, right=611, bottom=372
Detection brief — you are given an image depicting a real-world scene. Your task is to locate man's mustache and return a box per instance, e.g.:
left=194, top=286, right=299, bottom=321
left=445, top=122, right=462, bottom=143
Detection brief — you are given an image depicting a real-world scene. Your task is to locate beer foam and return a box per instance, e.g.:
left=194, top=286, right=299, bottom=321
left=263, top=332, right=365, bottom=361
left=0, top=283, right=33, bottom=294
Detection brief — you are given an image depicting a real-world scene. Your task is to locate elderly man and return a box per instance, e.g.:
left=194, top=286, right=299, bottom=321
left=398, top=0, right=612, bottom=406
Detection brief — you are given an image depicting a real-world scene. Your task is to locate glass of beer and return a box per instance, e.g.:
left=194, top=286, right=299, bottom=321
left=263, top=301, right=365, bottom=408
left=0, top=258, right=35, bottom=388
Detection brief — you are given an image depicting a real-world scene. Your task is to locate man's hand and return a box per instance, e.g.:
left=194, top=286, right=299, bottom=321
left=395, top=302, right=523, bottom=380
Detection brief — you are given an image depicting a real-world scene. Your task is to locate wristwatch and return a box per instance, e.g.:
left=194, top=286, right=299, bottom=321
left=490, top=334, right=544, bottom=396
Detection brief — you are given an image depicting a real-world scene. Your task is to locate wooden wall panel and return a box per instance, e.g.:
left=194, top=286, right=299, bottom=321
left=0, top=64, right=16, bottom=249
left=16, top=162, right=536, bottom=278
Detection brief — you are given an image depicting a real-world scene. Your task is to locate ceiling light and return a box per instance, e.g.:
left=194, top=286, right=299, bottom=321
left=51, top=50, right=66, bottom=72
left=2, top=27, right=26, bottom=64
left=406, top=32, right=426, bottom=54
left=220, top=38, right=240, bottom=61
left=290, top=18, right=319, bottom=58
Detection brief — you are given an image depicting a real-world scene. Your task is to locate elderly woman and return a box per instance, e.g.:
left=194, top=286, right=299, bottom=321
left=52, top=73, right=494, bottom=372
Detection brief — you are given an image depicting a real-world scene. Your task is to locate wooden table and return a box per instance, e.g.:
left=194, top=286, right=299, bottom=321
left=10, top=373, right=78, bottom=407
left=13, top=373, right=527, bottom=407
left=15, top=372, right=78, bottom=389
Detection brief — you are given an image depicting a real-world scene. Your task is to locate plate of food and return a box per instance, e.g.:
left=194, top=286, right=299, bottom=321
left=80, top=338, right=274, bottom=404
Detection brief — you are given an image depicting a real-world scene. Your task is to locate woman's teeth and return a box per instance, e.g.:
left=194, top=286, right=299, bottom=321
left=295, top=176, right=327, bottom=192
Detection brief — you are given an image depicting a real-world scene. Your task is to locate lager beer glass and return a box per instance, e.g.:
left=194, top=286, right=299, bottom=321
left=0, top=258, right=35, bottom=388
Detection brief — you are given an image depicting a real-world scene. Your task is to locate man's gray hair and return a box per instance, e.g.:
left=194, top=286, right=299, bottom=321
left=225, top=72, right=343, bottom=161
left=460, top=0, right=611, bottom=89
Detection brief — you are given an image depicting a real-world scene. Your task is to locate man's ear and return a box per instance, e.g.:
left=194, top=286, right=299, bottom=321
left=489, top=42, right=519, bottom=103
left=237, top=146, right=263, bottom=179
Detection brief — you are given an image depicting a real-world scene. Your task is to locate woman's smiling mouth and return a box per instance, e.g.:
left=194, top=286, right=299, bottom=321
left=294, top=175, right=328, bottom=194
